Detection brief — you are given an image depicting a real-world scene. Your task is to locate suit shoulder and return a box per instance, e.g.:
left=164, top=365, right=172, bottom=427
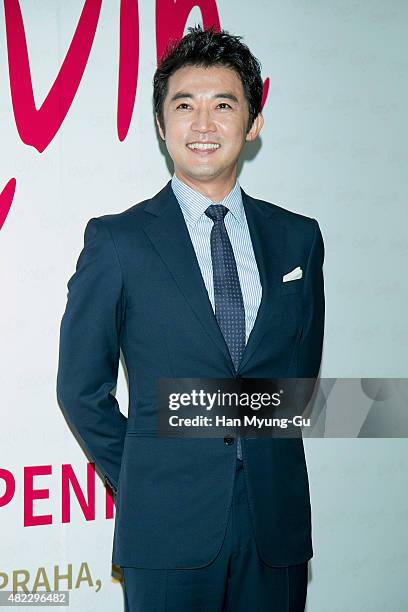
left=90, top=182, right=171, bottom=235
left=248, top=194, right=318, bottom=235
left=94, top=197, right=151, bottom=230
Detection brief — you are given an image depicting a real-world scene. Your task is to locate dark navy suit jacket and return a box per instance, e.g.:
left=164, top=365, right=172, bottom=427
left=56, top=180, right=325, bottom=569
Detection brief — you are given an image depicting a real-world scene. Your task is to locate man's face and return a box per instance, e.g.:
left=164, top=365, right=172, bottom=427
left=156, top=64, right=263, bottom=184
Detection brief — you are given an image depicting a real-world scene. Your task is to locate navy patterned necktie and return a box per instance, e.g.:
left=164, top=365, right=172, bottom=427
left=205, top=204, right=245, bottom=460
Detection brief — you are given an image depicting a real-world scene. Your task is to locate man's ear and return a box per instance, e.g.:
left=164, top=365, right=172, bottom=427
left=155, top=114, right=165, bottom=140
left=245, top=113, right=264, bottom=142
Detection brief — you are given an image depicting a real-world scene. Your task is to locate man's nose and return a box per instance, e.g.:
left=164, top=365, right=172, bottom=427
left=191, top=108, right=216, bottom=132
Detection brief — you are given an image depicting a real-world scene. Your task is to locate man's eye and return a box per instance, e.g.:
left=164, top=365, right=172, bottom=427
left=176, top=103, right=190, bottom=109
left=217, top=103, right=232, bottom=109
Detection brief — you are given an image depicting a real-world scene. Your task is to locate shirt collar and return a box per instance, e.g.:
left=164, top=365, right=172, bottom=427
left=171, top=173, right=244, bottom=228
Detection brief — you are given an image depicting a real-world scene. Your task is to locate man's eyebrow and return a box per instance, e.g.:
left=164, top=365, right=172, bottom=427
left=169, top=92, right=239, bottom=104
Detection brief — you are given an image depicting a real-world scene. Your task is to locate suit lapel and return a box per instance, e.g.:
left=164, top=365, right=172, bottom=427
left=238, top=188, right=287, bottom=372
left=143, top=181, right=287, bottom=374
left=143, top=182, right=235, bottom=370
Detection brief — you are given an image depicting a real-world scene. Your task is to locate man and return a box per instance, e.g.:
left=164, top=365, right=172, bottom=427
left=57, top=25, right=325, bottom=611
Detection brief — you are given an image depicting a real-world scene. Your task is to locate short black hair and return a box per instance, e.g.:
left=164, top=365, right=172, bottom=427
left=153, top=24, right=263, bottom=135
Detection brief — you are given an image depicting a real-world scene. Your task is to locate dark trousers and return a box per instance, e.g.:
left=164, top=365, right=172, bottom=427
left=122, top=458, right=308, bottom=611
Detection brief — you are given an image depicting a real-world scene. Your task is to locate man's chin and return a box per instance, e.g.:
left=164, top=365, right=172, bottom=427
left=179, top=165, right=222, bottom=182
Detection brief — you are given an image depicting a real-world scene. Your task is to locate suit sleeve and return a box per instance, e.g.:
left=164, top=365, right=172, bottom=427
left=56, top=217, right=127, bottom=494
left=298, top=218, right=325, bottom=378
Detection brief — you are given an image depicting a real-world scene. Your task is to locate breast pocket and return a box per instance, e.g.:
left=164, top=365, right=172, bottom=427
left=280, top=278, right=303, bottom=296
left=277, top=281, right=303, bottom=335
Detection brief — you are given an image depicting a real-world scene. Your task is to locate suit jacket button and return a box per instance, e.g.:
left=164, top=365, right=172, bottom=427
left=224, top=437, right=234, bottom=446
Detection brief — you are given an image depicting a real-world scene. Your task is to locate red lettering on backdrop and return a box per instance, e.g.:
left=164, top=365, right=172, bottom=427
left=117, top=0, right=140, bottom=141
left=4, top=0, right=102, bottom=153
left=61, top=463, right=96, bottom=523
left=261, top=77, right=270, bottom=113
left=156, top=0, right=221, bottom=63
left=155, top=1, right=270, bottom=112
left=24, top=465, right=52, bottom=527
left=0, top=468, right=15, bottom=507
left=0, top=1, right=270, bottom=232
left=105, top=486, right=115, bottom=519
left=0, top=178, right=16, bottom=230
left=1, top=463, right=113, bottom=525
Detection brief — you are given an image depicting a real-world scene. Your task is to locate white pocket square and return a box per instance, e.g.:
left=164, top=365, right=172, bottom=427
left=282, top=266, right=303, bottom=282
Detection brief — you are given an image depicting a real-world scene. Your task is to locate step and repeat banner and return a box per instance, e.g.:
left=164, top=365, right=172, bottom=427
left=1, top=1, right=407, bottom=610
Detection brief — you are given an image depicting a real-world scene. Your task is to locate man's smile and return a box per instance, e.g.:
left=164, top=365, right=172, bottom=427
left=186, top=142, right=221, bottom=155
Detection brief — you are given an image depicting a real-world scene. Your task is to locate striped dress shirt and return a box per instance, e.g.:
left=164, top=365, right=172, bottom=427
left=171, top=173, right=263, bottom=348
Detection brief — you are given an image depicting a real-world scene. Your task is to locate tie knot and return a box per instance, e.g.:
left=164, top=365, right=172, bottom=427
left=205, top=204, right=229, bottom=223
